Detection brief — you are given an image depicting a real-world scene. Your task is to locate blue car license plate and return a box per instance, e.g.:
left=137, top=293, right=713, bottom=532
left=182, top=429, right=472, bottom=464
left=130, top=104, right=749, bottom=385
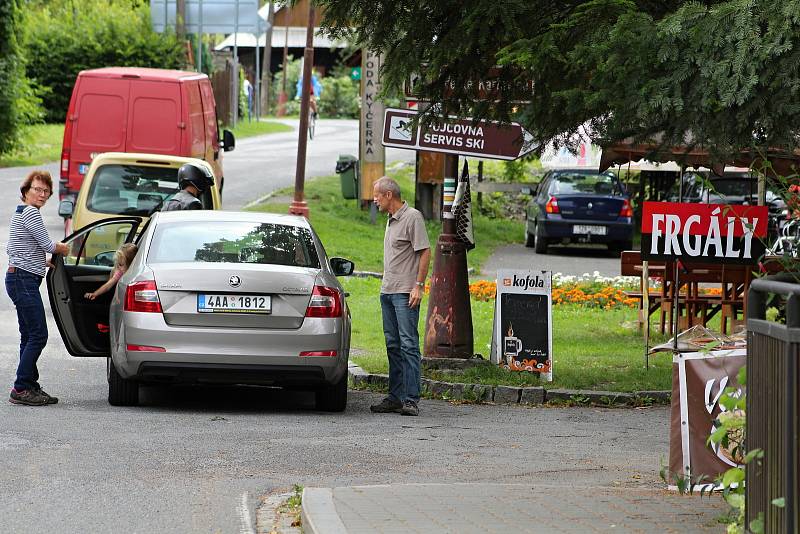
left=198, top=294, right=271, bottom=314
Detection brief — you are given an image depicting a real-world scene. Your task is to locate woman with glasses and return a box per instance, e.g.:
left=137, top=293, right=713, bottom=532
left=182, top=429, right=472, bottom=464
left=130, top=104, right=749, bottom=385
left=6, top=170, right=68, bottom=406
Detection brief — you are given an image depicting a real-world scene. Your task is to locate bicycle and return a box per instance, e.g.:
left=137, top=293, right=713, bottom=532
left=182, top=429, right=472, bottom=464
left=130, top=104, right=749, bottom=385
left=307, top=108, right=316, bottom=140
left=768, top=217, right=800, bottom=257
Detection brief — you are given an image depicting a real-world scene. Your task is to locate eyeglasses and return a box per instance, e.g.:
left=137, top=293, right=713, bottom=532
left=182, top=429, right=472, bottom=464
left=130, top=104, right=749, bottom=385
left=30, top=187, right=51, bottom=196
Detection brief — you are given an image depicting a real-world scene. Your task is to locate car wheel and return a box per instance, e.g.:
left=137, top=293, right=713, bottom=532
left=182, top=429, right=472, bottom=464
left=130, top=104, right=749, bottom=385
left=534, top=222, right=548, bottom=254
left=524, top=230, right=535, bottom=248
left=107, top=357, right=139, bottom=406
left=315, top=372, right=348, bottom=412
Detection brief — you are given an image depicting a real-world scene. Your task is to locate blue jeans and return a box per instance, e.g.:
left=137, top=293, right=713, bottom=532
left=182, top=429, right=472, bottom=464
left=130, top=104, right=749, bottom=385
left=6, top=269, right=47, bottom=392
left=380, top=293, right=421, bottom=403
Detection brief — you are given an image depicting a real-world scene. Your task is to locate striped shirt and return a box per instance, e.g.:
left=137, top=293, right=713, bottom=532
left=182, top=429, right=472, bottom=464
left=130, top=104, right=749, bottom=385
left=7, top=205, right=56, bottom=277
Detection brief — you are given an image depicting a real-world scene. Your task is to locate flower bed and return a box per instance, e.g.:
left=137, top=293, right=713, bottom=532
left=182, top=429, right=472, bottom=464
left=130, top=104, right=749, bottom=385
left=436, top=271, right=723, bottom=309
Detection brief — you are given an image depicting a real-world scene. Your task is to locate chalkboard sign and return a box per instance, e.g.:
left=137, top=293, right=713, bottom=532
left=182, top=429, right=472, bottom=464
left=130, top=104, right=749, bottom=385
left=493, top=270, right=553, bottom=381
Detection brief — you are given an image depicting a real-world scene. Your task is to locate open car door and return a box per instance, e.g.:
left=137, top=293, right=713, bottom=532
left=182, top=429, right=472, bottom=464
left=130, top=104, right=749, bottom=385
left=47, top=217, right=142, bottom=357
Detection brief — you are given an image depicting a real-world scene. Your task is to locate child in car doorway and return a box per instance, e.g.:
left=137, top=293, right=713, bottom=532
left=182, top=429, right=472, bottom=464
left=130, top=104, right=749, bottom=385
left=84, top=243, right=138, bottom=300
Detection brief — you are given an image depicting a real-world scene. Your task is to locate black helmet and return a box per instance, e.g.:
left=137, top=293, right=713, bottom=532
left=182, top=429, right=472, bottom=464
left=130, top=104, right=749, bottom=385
left=177, top=162, right=214, bottom=193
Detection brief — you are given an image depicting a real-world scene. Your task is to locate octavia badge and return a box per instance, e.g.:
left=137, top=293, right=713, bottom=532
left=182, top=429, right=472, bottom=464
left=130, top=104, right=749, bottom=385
left=228, top=275, right=241, bottom=288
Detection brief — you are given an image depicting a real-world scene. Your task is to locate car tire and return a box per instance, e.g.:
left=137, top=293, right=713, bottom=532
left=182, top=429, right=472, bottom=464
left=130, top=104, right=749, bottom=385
left=315, top=372, right=348, bottom=412
left=534, top=223, right=548, bottom=254
left=524, top=230, right=535, bottom=248
left=107, top=357, right=139, bottom=406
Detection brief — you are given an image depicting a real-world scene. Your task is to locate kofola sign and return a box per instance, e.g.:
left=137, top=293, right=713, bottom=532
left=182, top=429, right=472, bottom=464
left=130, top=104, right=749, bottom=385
left=641, top=201, right=768, bottom=264
left=382, top=108, right=536, bottom=161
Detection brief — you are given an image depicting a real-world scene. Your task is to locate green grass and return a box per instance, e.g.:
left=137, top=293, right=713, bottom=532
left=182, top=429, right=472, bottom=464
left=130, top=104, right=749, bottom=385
left=230, top=119, right=292, bottom=139
left=248, top=164, right=523, bottom=274
left=0, top=120, right=291, bottom=169
left=0, top=124, right=64, bottom=168
left=343, top=276, right=671, bottom=392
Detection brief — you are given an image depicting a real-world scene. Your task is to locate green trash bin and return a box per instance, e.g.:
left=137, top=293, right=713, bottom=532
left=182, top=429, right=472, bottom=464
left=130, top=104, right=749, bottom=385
left=335, top=154, right=359, bottom=199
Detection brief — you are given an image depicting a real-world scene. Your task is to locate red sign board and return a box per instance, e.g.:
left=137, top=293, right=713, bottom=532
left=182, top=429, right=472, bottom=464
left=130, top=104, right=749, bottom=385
left=382, top=108, right=536, bottom=161
left=641, top=201, right=768, bottom=263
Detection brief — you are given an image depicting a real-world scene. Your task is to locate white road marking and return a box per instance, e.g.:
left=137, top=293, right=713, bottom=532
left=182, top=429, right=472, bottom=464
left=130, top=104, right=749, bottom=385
left=238, top=491, right=255, bottom=534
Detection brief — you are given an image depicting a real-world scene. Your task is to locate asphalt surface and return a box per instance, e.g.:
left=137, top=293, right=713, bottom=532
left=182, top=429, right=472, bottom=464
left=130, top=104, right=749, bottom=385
left=0, top=120, right=659, bottom=533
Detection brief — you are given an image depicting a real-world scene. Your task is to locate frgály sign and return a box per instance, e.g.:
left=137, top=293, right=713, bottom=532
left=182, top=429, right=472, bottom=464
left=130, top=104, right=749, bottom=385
left=641, top=201, right=768, bottom=263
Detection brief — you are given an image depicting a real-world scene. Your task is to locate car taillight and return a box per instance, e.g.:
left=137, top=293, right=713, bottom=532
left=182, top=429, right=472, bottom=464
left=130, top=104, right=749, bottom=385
left=305, top=286, right=342, bottom=318
left=545, top=196, right=560, bottom=214
left=619, top=199, right=633, bottom=218
left=60, top=150, right=70, bottom=177
left=124, top=280, right=162, bottom=313
left=299, top=350, right=338, bottom=357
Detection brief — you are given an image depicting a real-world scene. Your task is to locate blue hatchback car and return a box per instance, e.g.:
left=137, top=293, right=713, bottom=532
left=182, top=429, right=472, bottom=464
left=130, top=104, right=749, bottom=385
left=525, top=168, right=634, bottom=255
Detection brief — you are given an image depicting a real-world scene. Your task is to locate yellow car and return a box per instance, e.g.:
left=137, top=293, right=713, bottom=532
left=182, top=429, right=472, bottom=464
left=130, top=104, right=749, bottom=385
left=59, top=152, right=222, bottom=234
left=57, top=153, right=222, bottom=266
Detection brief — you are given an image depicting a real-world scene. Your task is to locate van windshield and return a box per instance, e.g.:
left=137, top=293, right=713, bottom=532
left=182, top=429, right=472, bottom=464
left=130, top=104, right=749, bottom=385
left=86, top=164, right=179, bottom=216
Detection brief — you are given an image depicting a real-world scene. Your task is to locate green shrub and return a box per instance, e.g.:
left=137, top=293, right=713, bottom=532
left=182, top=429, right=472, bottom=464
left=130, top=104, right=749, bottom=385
left=0, top=0, right=44, bottom=154
left=319, top=75, right=359, bottom=118
left=23, top=0, right=187, bottom=123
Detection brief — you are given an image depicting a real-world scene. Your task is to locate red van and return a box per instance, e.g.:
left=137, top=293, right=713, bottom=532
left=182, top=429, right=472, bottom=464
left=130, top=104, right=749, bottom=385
left=59, top=67, right=235, bottom=206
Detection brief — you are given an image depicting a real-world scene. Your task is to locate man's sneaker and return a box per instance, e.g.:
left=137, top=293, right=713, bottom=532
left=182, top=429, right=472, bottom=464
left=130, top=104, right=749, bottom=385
left=370, top=397, right=403, bottom=413
left=9, top=388, right=49, bottom=406
left=400, top=400, right=419, bottom=416
left=35, top=387, right=58, bottom=405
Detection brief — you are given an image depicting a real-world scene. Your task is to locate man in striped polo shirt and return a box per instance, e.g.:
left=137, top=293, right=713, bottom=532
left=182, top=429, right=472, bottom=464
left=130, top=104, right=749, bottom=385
left=6, top=170, right=68, bottom=406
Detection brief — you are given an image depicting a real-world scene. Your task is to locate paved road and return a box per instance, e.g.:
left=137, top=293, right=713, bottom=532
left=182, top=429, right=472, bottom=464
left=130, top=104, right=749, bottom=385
left=481, top=243, right=624, bottom=278
left=1, top=329, right=679, bottom=534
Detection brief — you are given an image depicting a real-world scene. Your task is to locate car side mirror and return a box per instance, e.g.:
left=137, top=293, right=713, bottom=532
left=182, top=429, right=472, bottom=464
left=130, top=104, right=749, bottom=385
left=222, top=130, right=236, bottom=152
left=58, top=200, right=74, bottom=218
left=330, top=257, right=355, bottom=276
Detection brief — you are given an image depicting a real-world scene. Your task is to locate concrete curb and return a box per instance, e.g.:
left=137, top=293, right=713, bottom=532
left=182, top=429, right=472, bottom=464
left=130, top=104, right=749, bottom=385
left=348, top=364, right=670, bottom=407
left=301, top=488, right=348, bottom=534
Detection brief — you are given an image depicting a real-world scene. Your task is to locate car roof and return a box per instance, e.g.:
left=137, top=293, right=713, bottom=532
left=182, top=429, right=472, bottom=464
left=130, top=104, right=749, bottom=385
left=78, top=67, right=206, bottom=82
left=550, top=168, right=613, bottom=175
left=152, top=210, right=313, bottom=230
left=89, top=152, right=217, bottom=176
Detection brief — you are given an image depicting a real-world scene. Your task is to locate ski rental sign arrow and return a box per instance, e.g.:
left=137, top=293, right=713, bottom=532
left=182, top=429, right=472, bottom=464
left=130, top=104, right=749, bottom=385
left=381, top=108, right=536, bottom=161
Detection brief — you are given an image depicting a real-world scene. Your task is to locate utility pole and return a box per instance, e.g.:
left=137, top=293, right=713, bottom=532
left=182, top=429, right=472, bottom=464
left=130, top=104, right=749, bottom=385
left=277, top=23, right=290, bottom=116
left=260, top=1, right=275, bottom=115
left=176, top=0, right=186, bottom=38
left=288, top=3, right=315, bottom=218
left=423, top=154, right=474, bottom=358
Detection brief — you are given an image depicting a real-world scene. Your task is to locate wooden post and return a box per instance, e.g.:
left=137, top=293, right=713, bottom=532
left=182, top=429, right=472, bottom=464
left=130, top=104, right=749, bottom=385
left=359, top=49, right=385, bottom=217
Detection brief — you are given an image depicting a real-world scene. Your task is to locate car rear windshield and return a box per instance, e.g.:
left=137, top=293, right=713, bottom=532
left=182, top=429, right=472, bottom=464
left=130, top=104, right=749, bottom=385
left=550, top=172, right=621, bottom=195
left=147, top=221, right=321, bottom=268
left=86, top=164, right=179, bottom=216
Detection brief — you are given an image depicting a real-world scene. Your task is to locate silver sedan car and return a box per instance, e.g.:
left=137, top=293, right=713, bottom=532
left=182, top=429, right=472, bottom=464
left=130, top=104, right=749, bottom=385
left=47, top=211, right=354, bottom=411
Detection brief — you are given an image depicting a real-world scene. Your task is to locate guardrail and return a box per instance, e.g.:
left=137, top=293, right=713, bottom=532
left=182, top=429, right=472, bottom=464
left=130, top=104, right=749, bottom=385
left=746, top=274, right=799, bottom=533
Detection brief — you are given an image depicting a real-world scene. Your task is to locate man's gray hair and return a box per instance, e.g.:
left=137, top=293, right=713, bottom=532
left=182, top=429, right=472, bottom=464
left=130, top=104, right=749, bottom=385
left=375, top=176, right=401, bottom=199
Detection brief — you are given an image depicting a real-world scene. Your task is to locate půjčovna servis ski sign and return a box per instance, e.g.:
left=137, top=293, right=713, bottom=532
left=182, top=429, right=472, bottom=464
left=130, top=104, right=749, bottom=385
left=381, top=108, right=536, bottom=161
left=641, top=201, right=768, bottom=264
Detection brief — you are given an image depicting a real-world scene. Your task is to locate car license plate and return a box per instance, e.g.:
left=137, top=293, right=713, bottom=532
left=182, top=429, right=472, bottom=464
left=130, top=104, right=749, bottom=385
left=198, top=294, right=271, bottom=314
left=573, top=225, right=607, bottom=235
left=78, top=163, right=89, bottom=175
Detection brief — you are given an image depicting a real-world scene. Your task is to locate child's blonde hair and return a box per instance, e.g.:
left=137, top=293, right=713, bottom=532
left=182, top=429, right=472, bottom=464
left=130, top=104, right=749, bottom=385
left=114, top=243, right=138, bottom=270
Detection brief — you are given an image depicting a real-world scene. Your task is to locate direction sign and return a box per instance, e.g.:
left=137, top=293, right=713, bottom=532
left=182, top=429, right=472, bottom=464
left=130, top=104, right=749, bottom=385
left=151, top=0, right=260, bottom=34
left=404, top=67, right=534, bottom=103
left=382, top=108, right=536, bottom=161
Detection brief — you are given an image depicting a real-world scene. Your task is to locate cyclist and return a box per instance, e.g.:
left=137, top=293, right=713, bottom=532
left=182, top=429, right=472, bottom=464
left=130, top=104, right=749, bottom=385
left=296, top=72, right=322, bottom=118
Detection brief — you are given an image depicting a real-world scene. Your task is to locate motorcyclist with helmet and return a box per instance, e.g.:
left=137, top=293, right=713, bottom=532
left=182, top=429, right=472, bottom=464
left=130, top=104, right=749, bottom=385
left=161, top=162, right=214, bottom=212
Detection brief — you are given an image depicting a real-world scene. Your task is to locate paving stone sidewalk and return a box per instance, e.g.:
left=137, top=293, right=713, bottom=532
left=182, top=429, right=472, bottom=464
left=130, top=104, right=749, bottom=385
left=302, top=483, right=728, bottom=534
